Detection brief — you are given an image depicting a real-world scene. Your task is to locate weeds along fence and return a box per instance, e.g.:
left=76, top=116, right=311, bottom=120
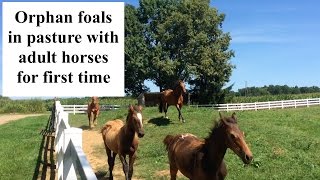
left=191, top=98, right=320, bottom=111
left=62, top=104, right=120, bottom=114
left=55, top=101, right=97, bottom=180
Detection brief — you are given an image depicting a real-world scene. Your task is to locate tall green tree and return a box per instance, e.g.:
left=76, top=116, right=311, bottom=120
left=139, top=0, right=181, bottom=91
left=139, top=0, right=234, bottom=103
left=125, top=5, right=149, bottom=96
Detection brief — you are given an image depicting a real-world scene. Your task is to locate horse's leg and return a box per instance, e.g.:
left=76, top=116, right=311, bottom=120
left=105, top=147, right=114, bottom=180
left=94, top=109, right=100, bottom=126
left=165, top=103, right=169, bottom=119
left=128, top=153, right=136, bottom=179
left=169, top=161, right=178, bottom=180
left=176, top=104, right=185, bottom=123
left=119, top=154, right=129, bottom=180
left=87, top=112, right=91, bottom=128
left=93, top=113, right=97, bottom=126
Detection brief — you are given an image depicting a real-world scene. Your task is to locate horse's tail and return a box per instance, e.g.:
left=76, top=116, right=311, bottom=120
left=163, top=135, right=175, bottom=151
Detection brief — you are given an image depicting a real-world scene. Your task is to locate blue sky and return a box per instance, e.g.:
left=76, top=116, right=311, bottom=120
left=1, top=0, right=320, bottom=96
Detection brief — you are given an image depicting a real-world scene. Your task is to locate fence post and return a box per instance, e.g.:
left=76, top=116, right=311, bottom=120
left=268, top=102, right=271, bottom=110
left=240, top=103, right=243, bottom=111
left=307, top=99, right=309, bottom=107
left=73, top=105, right=76, bottom=115
left=281, top=101, right=284, bottom=109
left=294, top=100, right=297, bottom=108
left=55, top=112, right=69, bottom=153
left=63, top=128, right=83, bottom=180
left=255, top=102, right=257, bottom=111
left=55, top=101, right=62, bottom=131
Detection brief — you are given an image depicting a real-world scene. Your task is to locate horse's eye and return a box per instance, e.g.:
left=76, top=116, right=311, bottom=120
left=230, top=134, right=236, bottom=139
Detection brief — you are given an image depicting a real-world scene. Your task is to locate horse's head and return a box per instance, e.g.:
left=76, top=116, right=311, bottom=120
left=175, top=80, right=187, bottom=94
left=219, top=112, right=253, bottom=164
left=128, top=105, right=145, bottom=138
left=91, top=96, right=99, bottom=104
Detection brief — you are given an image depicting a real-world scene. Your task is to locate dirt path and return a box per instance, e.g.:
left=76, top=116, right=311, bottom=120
left=0, top=114, right=45, bottom=125
left=82, top=129, right=142, bottom=180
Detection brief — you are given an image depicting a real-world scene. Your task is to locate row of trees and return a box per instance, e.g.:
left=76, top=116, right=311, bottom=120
left=125, top=0, right=234, bottom=104
left=236, top=85, right=320, bottom=96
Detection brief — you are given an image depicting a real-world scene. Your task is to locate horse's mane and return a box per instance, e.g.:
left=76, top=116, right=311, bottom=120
left=173, top=80, right=183, bottom=89
left=205, top=117, right=237, bottom=143
left=126, top=105, right=141, bottom=122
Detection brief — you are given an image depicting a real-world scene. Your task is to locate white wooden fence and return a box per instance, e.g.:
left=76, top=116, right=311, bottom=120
left=191, top=98, right=320, bottom=111
left=62, top=104, right=121, bottom=114
left=55, top=101, right=97, bottom=180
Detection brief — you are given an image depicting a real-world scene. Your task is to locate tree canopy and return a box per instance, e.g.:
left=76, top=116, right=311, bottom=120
left=125, top=0, right=234, bottom=103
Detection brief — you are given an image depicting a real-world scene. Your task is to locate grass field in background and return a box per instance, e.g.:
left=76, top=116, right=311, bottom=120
left=69, top=106, right=320, bottom=179
left=1, top=93, right=320, bottom=113
left=230, top=92, right=320, bottom=103
left=0, top=115, right=48, bottom=180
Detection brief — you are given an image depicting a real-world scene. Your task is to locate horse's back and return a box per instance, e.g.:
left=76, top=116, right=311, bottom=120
left=165, top=133, right=204, bottom=179
left=162, top=89, right=182, bottom=105
left=101, top=119, right=124, bottom=153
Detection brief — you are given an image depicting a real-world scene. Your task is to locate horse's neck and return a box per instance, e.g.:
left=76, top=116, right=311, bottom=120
left=173, top=87, right=183, bottom=97
left=202, top=129, right=227, bottom=172
left=123, top=118, right=136, bottom=143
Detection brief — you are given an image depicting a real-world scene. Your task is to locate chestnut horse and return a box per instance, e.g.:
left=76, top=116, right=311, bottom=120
left=159, top=80, right=187, bottom=122
left=87, top=96, right=100, bottom=128
left=163, top=112, right=253, bottom=180
left=101, top=105, right=144, bottom=180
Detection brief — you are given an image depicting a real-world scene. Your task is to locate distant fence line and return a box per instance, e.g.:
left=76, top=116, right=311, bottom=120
left=62, top=98, right=320, bottom=114
left=62, top=104, right=120, bottom=114
left=55, top=101, right=97, bottom=180
left=190, top=98, right=320, bottom=111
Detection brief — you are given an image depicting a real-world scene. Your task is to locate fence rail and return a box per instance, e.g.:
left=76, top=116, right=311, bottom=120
left=62, top=104, right=121, bottom=114
left=55, top=101, right=97, bottom=180
left=190, top=98, right=320, bottom=111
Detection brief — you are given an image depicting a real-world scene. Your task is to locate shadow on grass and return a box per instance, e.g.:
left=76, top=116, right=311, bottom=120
left=33, top=115, right=56, bottom=180
left=95, top=171, right=108, bottom=180
left=148, top=117, right=172, bottom=126
left=79, top=125, right=91, bottom=130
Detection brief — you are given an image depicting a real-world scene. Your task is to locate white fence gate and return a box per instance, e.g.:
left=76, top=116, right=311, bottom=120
left=55, top=101, right=97, bottom=180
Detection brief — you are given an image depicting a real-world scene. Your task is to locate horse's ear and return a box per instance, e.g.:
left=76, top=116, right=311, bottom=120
left=231, top=112, right=237, bottom=121
left=219, top=112, right=223, bottom=119
left=129, top=105, right=134, bottom=113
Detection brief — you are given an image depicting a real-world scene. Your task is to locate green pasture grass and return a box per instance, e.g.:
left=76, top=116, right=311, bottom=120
left=0, top=115, right=48, bottom=180
left=69, top=106, right=320, bottom=179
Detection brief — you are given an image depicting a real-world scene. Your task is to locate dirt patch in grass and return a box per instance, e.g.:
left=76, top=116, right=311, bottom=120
left=82, top=129, right=142, bottom=180
left=154, top=169, right=184, bottom=179
left=0, top=114, right=45, bottom=125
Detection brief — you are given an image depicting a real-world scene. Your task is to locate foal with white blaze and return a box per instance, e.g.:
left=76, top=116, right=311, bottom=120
left=101, top=105, right=144, bottom=180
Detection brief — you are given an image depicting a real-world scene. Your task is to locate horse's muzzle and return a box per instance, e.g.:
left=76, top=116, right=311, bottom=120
left=242, top=152, right=253, bottom=164
left=138, top=132, right=145, bottom=138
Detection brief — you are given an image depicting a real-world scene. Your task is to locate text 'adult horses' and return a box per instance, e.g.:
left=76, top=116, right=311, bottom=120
left=101, top=105, right=144, bottom=180
left=163, top=112, right=253, bottom=180
left=87, top=96, right=100, bottom=128
left=159, top=80, right=187, bottom=122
